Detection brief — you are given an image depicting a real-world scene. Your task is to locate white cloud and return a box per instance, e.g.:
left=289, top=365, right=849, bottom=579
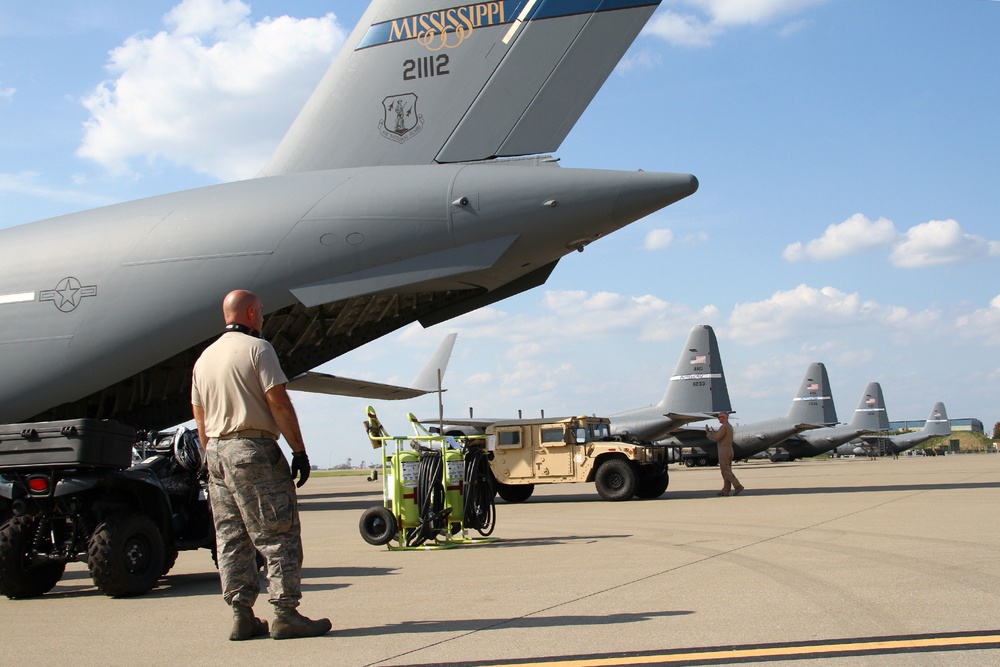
left=0, top=171, right=115, bottom=208
left=727, top=283, right=941, bottom=345
left=646, top=0, right=828, bottom=46
left=785, top=215, right=1000, bottom=268
left=465, top=372, right=495, bottom=387
left=889, top=219, right=1000, bottom=268
left=167, top=0, right=250, bottom=36
left=680, top=230, right=710, bottom=244
left=779, top=19, right=811, bottom=37
left=783, top=213, right=897, bottom=262
left=617, top=48, right=663, bottom=72
left=417, top=290, right=719, bottom=353
left=683, top=0, right=829, bottom=26
left=77, top=0, right=346, bottom=180
left=0, top=85, right=14, bottom=102
left=645, top=228, right=674, bottom=250
left=540, top=290, right=719, bottom=341
left=496, top=359, right=574, bottom=397
left=956, top=295, right=1000, bottom=345
left=644, top=10, right=722, bottom=47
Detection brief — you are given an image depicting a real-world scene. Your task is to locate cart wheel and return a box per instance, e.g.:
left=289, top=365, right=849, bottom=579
left=359, top=507, right=397, bottom=546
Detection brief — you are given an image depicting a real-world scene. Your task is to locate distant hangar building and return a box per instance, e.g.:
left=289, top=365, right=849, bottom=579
left=889, top=417, right=982, bottom=434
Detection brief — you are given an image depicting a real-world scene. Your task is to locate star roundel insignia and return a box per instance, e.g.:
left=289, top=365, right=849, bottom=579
left=39, top=277, right=98, bottom=313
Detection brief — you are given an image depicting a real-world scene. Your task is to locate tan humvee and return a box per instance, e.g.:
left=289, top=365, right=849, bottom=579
left=485, top=415, right=670, bottom=502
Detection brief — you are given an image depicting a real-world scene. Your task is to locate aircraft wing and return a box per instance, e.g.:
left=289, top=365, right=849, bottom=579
left=857, top=433, right=897, bottom=445
left=663, top=412, right=723, bottom=429
left=659, top=426, right=711, bottom=446
left=263, top=0, right=663, bottom=174
left=288, top=333, right=457, bottom=400
left=793, top=423, right=826, bottom=432
left=424, top=417, right=498, bottom=428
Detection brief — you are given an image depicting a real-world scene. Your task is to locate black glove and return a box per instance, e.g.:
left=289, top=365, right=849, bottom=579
left=290, top=451, right=310, bottom=488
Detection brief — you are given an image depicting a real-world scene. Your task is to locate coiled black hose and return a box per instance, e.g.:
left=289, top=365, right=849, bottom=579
left=463, top=446, right=496, bottom=536
left=412, top=448, right=446, bottom=546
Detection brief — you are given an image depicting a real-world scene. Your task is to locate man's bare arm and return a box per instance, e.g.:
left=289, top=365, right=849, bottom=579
left=265, top=383, right=306, bottom=453
left=192, top=404, right=208, bottom=455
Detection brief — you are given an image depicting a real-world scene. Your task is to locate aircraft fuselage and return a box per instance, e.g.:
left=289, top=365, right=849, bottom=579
left=0, top=163, right=696, bottom=425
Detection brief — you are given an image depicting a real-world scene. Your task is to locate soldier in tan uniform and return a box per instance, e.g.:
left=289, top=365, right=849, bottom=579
left=705, top=412, right=744, bottom=497
left=192, top=289, right=331, bottom=641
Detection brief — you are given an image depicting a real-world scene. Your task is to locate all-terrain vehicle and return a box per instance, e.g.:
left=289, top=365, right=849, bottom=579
left=0, top=419, right=215, bottom=598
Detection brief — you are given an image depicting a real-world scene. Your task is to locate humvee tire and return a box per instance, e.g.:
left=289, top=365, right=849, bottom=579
left=635, top=470, right=669, bottom=499
left=495, top=482, right=534, bottom=503
left=594, top=459, right=637, bottom=501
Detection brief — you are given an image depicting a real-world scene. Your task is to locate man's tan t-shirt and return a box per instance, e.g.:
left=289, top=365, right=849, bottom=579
left=191, top=331, right=287, bottom=438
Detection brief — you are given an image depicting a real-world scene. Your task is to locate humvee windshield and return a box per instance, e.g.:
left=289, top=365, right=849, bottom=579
left=575, top=421, right=611, bottom=443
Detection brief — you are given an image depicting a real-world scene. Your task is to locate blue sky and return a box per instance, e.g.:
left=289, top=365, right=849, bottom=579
left=1, top=0, right=997, bottom=468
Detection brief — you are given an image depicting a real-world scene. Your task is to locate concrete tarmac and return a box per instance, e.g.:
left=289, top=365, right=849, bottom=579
left=1, top=455, right=998, bottom=666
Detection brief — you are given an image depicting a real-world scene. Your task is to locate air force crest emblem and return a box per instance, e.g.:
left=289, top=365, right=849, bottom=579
left=379, top=93, right=423, bottom=143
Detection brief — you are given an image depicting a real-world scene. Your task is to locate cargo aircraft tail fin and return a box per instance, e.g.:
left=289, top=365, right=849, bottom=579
left=921, top=402, right=951, bottom=437
left=659, top=324, right=732, bottom=419
left=595, top=324, right=731, bottom=443
left=848, top=381, right=889, bottom=432
left=786, top=362, right=838, bottom=425
left=261, top=0, right=663, bottom=175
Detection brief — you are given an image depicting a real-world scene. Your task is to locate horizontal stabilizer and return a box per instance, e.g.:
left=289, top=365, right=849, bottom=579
left=793, top=423, right=825, bottom=432
left=661, top=412, right=718, bottom=428
left=287, top=373, right=434, bottom=400
left=421, top=416, right=496, bottom=429
left=288, top=332, right=457, bottom=399
left=290, top=235, right=518, bottom=306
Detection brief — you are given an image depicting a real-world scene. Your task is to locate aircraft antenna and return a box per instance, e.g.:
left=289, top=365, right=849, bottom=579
left=437, top=368, right=444, bottom=437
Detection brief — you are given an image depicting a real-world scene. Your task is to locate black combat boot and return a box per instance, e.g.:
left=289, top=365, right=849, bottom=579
left=270, top=606, right=332, bottom=640
left=230, top=603, right=269, bottom=641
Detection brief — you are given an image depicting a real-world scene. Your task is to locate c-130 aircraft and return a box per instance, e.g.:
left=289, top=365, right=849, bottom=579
left=0, top=0, right=697, bottom=432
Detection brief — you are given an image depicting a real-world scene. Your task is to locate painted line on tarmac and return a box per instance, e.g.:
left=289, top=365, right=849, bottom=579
left=375, top=473, right=998, bottom=667
left=401, top=630, right=1000, bottom=666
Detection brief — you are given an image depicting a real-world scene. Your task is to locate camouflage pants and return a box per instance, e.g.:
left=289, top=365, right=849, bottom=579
left=206, top=437, right=303, bottom=609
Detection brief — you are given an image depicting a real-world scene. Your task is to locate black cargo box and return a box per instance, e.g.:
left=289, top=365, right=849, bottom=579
left=0, top=419, right=136, bottom=470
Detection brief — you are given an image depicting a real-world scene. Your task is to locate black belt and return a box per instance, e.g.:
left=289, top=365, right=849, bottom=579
left=216, top=429, right=278, bottom=440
